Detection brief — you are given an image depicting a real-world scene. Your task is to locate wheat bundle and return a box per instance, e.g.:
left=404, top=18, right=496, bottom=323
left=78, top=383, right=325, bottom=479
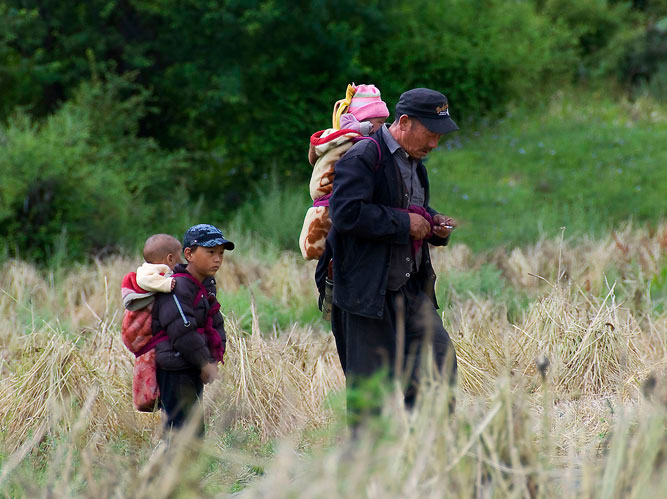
left=208, top=317, right=343, bottom=440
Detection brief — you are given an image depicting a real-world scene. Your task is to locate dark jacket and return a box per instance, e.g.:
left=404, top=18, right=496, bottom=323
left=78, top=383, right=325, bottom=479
left=316, top=127, right=449, bottom=318
left=152, top=263, right=226, bottom=370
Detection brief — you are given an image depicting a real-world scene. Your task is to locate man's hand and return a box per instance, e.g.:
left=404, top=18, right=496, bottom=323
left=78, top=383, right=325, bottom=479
left=200, top=362, right=219, bottom=384
left=409, top=213, right=431, bottom=240
left=432, top=214, right=457, bottom=238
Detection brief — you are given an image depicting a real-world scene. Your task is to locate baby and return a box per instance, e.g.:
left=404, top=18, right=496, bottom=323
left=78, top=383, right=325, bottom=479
left=137, top=233, right=183, bottom=292
left=307, top=83, right=390, bottom=166
left=120, top=233, right=183, bottom=412
left=300, top=83, right=390, bottom=260
left=122, top=234, right=183, bottom=312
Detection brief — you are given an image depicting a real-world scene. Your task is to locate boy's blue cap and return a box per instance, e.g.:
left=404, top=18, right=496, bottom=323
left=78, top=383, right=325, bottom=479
left=183, top=224, right=235, bottom=250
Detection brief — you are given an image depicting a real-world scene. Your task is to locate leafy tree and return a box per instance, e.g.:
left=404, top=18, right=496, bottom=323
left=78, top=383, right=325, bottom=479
left=0, top=74, right=190, bottom=261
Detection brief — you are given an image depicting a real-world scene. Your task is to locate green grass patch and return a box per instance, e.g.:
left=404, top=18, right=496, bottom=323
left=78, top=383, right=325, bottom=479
left=436, top=263, right=530, bottom=322
left=428, top=92, right=667, bottom=250
left=219, top=285, right=324, bottom=332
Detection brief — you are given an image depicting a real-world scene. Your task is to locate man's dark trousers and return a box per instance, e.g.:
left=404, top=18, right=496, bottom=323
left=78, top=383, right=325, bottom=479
left=331, top=275, right=457, bottom=409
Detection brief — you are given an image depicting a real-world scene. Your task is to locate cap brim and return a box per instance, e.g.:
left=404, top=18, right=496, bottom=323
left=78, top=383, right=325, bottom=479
left=417, top=116, right=459, bottom=134
left=198, top=238, right=235, bottom=250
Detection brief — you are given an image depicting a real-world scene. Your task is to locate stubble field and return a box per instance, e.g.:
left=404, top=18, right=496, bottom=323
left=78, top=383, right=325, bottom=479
left=1, top=223, right=665, bottom=497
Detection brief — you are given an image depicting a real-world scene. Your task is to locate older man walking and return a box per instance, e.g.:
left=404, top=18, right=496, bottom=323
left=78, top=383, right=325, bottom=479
left=318, top=88, right=459, bottom=415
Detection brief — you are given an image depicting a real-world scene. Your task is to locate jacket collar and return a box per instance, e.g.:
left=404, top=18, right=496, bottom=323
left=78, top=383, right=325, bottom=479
left=172, top=263, right=216, bottom=290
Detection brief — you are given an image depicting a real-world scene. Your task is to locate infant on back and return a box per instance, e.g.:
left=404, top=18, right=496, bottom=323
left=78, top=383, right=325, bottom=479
left=122, top=234, right=183, bottom=311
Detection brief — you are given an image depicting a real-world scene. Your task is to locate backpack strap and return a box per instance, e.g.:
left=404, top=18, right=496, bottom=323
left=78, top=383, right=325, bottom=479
left=173, top=272, right=225, bottom=363
left=172, top=272, right=208, bottom=306
left=134, top=329, right=167, bottom=357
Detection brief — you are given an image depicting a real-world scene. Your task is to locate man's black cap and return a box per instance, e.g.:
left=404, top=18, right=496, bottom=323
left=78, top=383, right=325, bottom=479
left=395, top=88, right=459, bottom=134
left=183, top=223, right=235, bottom=250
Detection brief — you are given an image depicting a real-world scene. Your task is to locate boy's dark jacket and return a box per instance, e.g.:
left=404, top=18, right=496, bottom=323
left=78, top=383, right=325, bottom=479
left=315, top=126, right=449, bottom=319
left=152, top=263, right=225, bottom=370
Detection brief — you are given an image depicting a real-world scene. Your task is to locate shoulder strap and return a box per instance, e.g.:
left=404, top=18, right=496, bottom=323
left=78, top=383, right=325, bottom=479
left=351, top=135, right=382, bottom=170
left=172, top=272, right=208, bottom=306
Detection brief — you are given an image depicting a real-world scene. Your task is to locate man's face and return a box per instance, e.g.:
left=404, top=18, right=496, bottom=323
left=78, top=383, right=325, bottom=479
left=400, top=117, right=443, bottom=159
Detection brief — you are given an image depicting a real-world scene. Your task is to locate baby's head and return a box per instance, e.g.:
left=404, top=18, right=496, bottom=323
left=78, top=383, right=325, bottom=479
left=143, top=234, right=183, bottom=270
left=347, top=84, right=390, bottom=133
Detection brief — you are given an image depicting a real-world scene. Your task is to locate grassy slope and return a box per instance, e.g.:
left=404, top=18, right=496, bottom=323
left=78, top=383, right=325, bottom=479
left=427, top=91, right=667, bottom=250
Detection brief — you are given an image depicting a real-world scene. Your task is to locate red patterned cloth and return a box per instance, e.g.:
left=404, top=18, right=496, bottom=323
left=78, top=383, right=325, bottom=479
left=121, top=271, right=160, bottom=412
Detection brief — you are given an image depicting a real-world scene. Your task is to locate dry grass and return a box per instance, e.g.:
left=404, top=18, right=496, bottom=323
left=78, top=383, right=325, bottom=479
left=0, top=224, right=665, bottom=497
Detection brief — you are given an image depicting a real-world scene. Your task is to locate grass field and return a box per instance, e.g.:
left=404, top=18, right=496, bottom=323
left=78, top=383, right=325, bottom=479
left=1, top=89, right=665, bottom=497
left=0, top=221, right=665, bottom=497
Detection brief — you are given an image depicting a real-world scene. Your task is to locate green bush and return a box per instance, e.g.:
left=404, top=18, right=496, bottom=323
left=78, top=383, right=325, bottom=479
left=0, top=0, right=580, bottom=206
left=0, top=75, right=191, bottom=262
left=363, top=0, right=576, bottom=121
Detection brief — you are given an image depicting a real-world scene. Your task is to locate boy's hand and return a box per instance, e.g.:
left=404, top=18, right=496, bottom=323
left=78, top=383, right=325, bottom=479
left=432, top=214, right=457, bottom=238
left=201, top=362, right=219, bottom=384
left=171, top=278, right=176, bottom=291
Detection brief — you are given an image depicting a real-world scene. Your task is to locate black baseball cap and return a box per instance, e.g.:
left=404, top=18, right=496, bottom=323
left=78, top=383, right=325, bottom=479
left=395, top=88, right=459, bottom=134
left=183, top=224, right=235, bottom=250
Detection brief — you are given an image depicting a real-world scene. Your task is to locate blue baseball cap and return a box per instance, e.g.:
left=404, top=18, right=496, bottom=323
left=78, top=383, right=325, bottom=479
left=183, top=224, right=235, bottom=250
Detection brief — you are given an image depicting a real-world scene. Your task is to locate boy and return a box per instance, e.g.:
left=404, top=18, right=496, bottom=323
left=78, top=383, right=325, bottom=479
left=121, top=233, right=183, bottom=411
left=152, top=223, right=233, bottom=431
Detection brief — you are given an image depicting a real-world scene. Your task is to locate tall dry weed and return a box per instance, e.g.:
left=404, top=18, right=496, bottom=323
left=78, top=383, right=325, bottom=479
left=0, top=224, right=665, bottom=496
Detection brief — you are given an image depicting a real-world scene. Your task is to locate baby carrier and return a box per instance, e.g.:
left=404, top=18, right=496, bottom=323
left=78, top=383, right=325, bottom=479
left=299, top=85, right=381, bottom=260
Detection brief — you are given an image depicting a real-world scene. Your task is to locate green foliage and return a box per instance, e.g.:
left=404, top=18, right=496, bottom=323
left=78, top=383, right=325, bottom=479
left=0, top=0, right=590, bottom=208
left=219, top=285, right=323, bottom=332
left=541, top=0, right=633, bottom=60
left=0, top=74, right=191, bottom=261
left=230, top=176, right=310, bottom=252
left=620, top=17, right=667, bottom=99
left=1, top=0, right=666, bottom=260
left=363, top=0, right=576, bottom=121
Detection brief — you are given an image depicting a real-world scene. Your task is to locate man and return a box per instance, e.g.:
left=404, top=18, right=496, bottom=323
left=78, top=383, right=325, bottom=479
left=317, top=87, right=459, bottom=413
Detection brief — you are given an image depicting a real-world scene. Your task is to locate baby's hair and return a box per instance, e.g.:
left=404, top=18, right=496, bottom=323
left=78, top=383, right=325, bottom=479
left=143, top=234, right=182, bottom=263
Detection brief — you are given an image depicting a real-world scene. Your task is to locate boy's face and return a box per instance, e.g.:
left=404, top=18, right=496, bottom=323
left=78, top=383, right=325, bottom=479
left=184, top=244, right=225, bottom=280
